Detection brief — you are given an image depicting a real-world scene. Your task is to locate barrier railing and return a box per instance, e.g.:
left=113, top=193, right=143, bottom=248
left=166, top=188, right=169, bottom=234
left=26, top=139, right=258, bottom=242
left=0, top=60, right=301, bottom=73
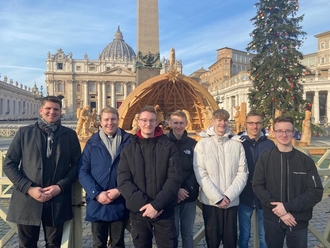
left=1, top=148, right=330, bottom=247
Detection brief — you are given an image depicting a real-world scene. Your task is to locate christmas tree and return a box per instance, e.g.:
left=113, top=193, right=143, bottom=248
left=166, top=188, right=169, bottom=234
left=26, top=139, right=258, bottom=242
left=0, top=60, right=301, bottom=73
left=247, top=0, right=309, bottom=127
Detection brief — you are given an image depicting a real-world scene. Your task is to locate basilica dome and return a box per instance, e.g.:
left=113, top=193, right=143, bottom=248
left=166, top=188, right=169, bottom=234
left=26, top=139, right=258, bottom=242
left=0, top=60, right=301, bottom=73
left=100, top=26, right=136, bottom=61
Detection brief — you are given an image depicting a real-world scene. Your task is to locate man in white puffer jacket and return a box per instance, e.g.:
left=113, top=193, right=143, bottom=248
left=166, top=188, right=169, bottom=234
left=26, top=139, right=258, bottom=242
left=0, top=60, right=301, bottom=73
left=193, top=109, right=248, bottom=248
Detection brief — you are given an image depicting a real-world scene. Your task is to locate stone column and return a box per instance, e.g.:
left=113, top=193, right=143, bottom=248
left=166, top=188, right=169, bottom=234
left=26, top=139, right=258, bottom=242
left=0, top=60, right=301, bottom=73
left=102, top=82, right=107, bottom=110
left=313, top=91, right=320, bottom=124
left=97, top=81, right=102, bottom=111
left=83, top=81, right=88, bottom=107
left=111, top=82, right=116, bottom=108
left=66, top=80, right=74, bottom=117
left=327, top=91, right=330, bottom=123
left=124, top=82, right=127, bottom=99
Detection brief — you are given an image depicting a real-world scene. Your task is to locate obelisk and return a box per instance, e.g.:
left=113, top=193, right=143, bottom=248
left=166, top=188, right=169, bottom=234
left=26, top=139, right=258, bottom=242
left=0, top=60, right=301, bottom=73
left=136, top=0, right=161, bottom=85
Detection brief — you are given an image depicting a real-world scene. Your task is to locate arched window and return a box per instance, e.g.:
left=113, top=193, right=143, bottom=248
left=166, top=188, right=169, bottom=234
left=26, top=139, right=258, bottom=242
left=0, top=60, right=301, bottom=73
left=77, top=84, right=81, bottom=92
left=58, top=82, right=63, bottom=92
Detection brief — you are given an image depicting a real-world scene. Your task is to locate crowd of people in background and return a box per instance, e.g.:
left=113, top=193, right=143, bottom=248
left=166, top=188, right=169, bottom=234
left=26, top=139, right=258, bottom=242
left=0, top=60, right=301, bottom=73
left=3, top=95, right=323, bottom=248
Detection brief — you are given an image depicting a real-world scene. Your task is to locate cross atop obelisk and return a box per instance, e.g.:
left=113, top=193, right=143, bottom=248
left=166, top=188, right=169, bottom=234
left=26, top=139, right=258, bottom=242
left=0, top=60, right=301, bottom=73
left=136, top=0, right=162, bottom=85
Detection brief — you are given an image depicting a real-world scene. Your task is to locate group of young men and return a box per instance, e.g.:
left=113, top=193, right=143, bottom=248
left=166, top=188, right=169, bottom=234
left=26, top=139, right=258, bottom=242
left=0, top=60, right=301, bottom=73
left=3, top=95, right=323, bottom=248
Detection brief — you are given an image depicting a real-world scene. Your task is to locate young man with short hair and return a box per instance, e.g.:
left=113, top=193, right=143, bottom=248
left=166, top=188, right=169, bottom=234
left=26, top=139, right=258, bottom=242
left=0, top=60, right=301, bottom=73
left=78, top=107, right=131, bottom=248
left=193, top=109, right=248, bottom=248
left=168, top=110, right=198, bottom=248
left=253, top=116, right=323, bottom=248
left=4, top=96, right=81, bottom=247
left=238, top=111, right=274, bottom=248
left=117, top=106, right=181, bottom=248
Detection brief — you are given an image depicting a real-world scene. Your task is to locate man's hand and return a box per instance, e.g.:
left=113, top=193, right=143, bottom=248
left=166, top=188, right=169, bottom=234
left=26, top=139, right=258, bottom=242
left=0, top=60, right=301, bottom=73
left=217, top=196, right=230, bottom=209
left=96, top=191, right=112, bottom=204
left=107, top=188, right=121, bottom=201
left=178, top=188, right=189, bottom=203
left=271, top=202, right=287, bottom=217
left=280, top=213, right=297, bottom=227
left=140, top=203, right=162, bottom=219
left=27, top=187, right=51, bottom=202
left=43, top=185, right=62, bottom=198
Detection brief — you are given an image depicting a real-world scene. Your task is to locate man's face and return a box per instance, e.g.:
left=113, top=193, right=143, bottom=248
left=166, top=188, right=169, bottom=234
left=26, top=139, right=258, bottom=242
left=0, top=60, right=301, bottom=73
left=138, top=111, right=157, bottom=138
left=39, top=101, right=61, bottom=124
left=212, top=118, right=228, bottom=136
left=274, top=121, right=295, bottom=146
left=169, top=115, right=187, bottom=137
left=245, top=115, right=263, bottom=139
left=100, top=112, right=119, bottom=136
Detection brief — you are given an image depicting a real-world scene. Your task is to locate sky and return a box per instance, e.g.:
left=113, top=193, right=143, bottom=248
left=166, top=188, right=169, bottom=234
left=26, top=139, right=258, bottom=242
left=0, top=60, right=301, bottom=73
left=0, top=0, right=329, bottom=92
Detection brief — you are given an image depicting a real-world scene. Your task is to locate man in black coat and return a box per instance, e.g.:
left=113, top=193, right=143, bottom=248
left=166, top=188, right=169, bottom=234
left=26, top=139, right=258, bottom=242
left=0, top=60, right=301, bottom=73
left=253, top=116, right=323, bottom=248
left=3, top=96, right=81, bottom=248
left=167, top=110, right=198, bottom=248
left=117, top=105, right=181, bottom=248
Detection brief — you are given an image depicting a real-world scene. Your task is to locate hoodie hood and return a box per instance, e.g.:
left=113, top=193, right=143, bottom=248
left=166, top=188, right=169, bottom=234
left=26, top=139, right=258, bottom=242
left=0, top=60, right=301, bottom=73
left=136, top=126, right=164, bottom=139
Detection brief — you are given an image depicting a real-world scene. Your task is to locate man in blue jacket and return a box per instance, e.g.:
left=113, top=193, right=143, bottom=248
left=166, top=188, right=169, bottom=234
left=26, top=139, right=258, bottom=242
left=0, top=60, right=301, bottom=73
left=78, top=107, right=131, bottom=248
left=238, top=111, right=274, bottom=248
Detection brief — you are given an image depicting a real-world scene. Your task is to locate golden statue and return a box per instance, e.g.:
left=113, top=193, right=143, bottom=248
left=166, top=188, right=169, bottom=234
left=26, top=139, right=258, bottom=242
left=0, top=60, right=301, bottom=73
left=201, top=106, right=213, bottom=129
left=154, top=104, right=165, bottom=126
left=131, top=113, right=139, bottom=134
left=300, top=109, right=312, bottom=145
left=76, top=105, right=90, bottom=137
left=182, top=109, right=193, bottom=131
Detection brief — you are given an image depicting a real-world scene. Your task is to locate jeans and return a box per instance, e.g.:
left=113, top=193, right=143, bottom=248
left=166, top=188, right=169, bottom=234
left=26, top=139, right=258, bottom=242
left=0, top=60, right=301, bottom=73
left=174, top=201, right=196, bottom=248
left=238, top=204, right=267, bottom=248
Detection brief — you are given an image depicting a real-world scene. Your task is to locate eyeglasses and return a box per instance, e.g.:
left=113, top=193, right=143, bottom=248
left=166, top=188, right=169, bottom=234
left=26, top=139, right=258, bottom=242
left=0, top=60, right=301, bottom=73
left=246, top=122, right=262, bottom=126
left=274, top=130, right=294, bottom=135
left=139, top=119, right=157, bottom=124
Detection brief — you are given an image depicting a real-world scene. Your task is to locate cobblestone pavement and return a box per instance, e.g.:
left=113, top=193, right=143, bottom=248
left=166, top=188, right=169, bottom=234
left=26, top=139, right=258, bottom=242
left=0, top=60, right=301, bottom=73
left=1, top=195, right=329, bottom=247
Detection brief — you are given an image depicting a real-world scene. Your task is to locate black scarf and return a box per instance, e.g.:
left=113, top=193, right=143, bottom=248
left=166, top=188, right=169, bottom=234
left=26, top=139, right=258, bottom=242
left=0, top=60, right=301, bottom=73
left=37, top=118, right=61, bottom=158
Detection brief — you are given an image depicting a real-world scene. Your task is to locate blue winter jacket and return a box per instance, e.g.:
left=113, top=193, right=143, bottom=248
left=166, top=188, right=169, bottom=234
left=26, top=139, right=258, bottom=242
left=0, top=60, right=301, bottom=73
left=78, top=129, right=131, bottom=222
left=239, top=134, right=274, bottom=208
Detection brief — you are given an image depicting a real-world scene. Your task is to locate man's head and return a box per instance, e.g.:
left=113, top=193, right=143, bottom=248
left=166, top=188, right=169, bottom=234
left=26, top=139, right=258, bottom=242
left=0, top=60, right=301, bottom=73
left=245, top=111, right=263, bottom=139
left=39, top=96, right=62, bottom=124
left=138, top=106, right=158, bottom=138
left=273, top=116, right=295, bottom=147
left=212, top=109, right=230, bottom=136
left=99, top=107, right=119, bottom=136
left=169, top=110, right=187, bottom=138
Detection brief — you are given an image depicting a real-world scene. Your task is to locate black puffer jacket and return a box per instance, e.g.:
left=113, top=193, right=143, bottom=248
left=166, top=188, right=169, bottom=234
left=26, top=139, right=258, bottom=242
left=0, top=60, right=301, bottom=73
left=253, top=146, right=323, bottom=229
left=168, top=130, right=198, bottom=204
left=117, top=132, right=181, bottom=219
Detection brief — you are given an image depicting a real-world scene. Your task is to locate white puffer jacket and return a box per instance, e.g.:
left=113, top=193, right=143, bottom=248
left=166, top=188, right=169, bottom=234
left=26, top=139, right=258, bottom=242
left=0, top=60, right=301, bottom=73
left=193, top=126, right=248, bottom=208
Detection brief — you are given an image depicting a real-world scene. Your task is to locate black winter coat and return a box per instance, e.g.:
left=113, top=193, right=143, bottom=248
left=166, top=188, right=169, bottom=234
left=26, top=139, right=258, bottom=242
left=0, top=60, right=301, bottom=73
left=253, top=146, right=323, bottom=229
left=3, top=123, right=81, bottom=226
left=117, top=134, right=181, bottom=219
left=239, top=135, right=274, bottom=208
left=167, top=130, right=198, bottom=203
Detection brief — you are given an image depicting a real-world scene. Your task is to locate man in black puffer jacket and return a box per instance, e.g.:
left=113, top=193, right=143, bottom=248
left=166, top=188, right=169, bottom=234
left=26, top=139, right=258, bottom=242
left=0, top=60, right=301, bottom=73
left=118, top=106, right=181, bottom=248
left=167, top=110, right=198, bottom=248
left=253, top=116, right=323, bottom=248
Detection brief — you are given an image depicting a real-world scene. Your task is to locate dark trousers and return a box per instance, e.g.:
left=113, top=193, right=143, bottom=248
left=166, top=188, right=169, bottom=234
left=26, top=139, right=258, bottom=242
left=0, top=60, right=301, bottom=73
left=17, top=223, right=63, bottom=248
left=202, top=204, right=238, bottom=248
left=130, top=215, right=178, bottom=248
left=17, top=204, right=63, bottom=248
left=264, top=217, right=308, bottom=248
left=91, top=219, right=127, bottom=248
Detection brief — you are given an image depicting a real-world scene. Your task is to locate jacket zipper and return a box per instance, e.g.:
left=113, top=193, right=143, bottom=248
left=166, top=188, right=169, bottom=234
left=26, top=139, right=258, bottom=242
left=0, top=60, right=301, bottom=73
left=279, top=154, right=283, bottom=223
left=312, top=175, right=317, bottom=187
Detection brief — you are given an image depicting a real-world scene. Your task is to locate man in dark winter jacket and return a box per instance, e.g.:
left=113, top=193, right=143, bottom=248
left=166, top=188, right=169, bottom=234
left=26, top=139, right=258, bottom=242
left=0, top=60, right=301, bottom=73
left=78, top=107, right=131, bottom=248
left=3, top=96, right=81, bottom=248
left=238, top=111, right=274, bottom=248
left=168, top=110, right=198, bottom=248
left=253, top=116, right=323, bottom=248
left=118, top=106, right=181, bottom=248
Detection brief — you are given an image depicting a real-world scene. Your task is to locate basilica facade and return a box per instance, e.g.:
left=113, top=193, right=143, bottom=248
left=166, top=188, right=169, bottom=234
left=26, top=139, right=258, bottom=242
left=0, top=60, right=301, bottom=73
left=45, top=26, right=137, bottom=119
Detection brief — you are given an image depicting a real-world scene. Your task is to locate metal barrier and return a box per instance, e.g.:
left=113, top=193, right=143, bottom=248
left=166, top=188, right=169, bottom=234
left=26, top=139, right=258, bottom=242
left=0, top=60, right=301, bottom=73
left=1, top=148, right=330, bottom=247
